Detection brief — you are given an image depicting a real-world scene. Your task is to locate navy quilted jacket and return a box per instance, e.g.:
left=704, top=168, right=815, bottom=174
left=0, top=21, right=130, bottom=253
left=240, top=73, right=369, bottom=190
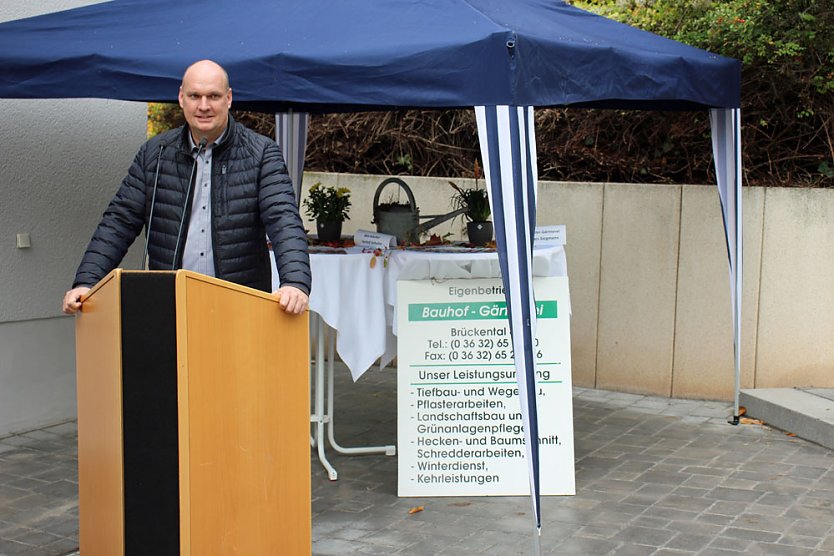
left=73, top=116, right=311, bottom=294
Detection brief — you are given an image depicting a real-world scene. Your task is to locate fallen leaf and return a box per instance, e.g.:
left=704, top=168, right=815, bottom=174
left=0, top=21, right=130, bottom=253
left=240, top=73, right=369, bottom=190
left=785, top=432, right=797, bottom=437
left=408, top=506, right=424, bottom=515
left=739, top=417, right=764, bottom=425
left=738, top=406, right=747, bottom=416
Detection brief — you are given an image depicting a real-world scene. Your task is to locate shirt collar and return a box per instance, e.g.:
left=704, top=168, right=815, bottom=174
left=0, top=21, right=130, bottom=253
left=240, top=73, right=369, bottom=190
left=188, top=122, right=229, bottom=153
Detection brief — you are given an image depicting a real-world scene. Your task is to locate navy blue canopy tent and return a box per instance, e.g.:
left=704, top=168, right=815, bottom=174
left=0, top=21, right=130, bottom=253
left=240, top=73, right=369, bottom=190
left=0, top=0, right=743, bottom=540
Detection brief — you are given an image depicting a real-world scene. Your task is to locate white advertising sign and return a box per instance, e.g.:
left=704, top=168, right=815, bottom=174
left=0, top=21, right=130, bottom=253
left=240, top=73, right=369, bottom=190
left=397, top=277, right=575, bottom=497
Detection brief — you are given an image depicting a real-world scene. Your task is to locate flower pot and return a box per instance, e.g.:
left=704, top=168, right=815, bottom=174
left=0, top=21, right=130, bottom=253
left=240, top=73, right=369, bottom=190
left=316, top=220, right=342, bottom=243
left=467, top=221, right=493, bottom=246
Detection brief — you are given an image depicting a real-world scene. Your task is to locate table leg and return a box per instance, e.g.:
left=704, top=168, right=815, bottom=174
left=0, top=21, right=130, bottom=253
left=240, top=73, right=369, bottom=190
left=325, top=326, right=396, bottom=457
left=309, top=316, right=316, bottom=449
left=311, top=313, right=338, bottom=480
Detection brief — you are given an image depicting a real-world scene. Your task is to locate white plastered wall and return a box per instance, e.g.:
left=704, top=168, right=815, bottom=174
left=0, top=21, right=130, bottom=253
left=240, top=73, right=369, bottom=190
left=0, top=1, right=148, bottom=436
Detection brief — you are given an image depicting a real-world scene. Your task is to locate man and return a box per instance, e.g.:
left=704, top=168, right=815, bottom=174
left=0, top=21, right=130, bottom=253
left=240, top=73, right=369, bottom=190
left=62, top=60, right=310, bottom=314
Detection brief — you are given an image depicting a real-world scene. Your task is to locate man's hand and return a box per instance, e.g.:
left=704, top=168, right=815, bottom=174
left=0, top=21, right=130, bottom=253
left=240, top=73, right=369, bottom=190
left=62, top=286, right=91, bottom=314
left=273, top=285, right=309, bottom=315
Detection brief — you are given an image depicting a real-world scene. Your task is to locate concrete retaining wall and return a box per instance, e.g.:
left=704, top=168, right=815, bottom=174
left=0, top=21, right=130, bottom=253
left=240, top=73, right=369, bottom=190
left=304, top=171, right=834, bottom=400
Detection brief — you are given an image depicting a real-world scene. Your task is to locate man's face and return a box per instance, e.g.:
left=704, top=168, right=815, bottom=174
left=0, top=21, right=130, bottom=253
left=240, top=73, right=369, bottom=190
left=178, top=62, right=232, bottom=144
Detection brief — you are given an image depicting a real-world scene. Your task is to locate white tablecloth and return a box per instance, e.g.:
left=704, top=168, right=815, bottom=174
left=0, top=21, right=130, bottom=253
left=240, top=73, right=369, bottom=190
left=272, top=245, right=568, bottom=380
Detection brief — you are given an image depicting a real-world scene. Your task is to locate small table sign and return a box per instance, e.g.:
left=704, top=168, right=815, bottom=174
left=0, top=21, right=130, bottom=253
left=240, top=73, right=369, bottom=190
left=355, top=229, right=397, bottom=249
left=534, top=225, right=566, bottom=247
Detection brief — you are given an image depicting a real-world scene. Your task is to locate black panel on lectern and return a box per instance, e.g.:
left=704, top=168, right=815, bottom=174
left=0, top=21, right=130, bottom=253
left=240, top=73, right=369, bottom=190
left=121, top=273, right=179, bottom=555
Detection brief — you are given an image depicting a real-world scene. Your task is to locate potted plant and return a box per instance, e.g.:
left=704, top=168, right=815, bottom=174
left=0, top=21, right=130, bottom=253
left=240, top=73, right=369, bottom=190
left=303, top=182, right=351, bottom=243
left=449, top=181, right=492, bottom=246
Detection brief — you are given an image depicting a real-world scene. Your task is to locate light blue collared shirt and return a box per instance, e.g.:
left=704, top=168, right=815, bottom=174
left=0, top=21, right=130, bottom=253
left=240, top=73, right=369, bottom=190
left=182, top=127, right=227, bottom=276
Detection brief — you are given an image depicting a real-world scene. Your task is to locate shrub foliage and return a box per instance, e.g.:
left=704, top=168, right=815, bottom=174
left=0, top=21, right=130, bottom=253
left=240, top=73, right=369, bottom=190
left=150, top=1, right=833, bottom=187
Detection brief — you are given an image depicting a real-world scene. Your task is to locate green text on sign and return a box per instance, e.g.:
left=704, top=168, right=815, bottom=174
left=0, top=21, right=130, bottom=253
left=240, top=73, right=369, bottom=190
left=408, top=301, right=557, bottom=321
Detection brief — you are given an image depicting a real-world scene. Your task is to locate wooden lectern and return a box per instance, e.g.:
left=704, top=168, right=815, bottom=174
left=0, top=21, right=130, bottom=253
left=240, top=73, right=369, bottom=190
left=75, top=269, right=311, bottom=555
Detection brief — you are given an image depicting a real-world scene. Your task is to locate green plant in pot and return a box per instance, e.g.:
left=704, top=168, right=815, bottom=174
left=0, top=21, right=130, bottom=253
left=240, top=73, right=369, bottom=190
left=449, top=181, right=493, bottom=246
left=303, top=182, right=351, bottom=243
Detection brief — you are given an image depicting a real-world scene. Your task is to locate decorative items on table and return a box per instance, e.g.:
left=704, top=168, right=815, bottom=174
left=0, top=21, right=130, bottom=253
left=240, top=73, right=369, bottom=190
left=373, top=177, right=465, bottom=245
left=372, top=177, right=420, bottom=244
left=449, top=180, right=492, bottom=246
left=303, top=182, right=351, bottom=243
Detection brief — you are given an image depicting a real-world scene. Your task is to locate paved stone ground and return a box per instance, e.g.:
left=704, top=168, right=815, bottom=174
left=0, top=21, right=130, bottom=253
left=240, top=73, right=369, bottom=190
left=1, top=363, right=833, bottom=555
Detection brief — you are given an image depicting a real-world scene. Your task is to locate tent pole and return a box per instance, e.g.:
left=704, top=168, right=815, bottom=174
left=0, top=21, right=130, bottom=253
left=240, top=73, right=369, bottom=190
left=709, top=108, right=743, bottom=425
left=732, top=108, right=743, bottom=425
left=275, top=108, right=309, bottom=205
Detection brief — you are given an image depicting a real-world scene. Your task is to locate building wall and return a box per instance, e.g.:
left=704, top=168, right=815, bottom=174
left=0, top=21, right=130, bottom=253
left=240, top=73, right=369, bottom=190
left=0, top=1, right=149, bottom=436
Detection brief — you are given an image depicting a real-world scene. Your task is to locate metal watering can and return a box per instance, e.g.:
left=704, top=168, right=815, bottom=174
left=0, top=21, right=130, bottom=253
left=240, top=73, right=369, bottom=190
left=372, top=177, right=466, bottom=244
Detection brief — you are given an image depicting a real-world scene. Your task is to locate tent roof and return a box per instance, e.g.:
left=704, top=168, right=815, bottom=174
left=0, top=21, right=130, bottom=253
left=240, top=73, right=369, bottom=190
left=0, top=0, right=740, bottom=112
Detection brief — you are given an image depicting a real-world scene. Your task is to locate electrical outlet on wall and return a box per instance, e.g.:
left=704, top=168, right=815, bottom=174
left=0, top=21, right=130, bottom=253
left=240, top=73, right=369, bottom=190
left=16, top=233, right=31, bottom=249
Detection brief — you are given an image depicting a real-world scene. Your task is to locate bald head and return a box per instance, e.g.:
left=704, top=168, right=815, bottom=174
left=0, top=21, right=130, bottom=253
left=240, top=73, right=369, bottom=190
left=178, top=59, right=233, bottom=144
left=182, top=59, right=230, bottom=90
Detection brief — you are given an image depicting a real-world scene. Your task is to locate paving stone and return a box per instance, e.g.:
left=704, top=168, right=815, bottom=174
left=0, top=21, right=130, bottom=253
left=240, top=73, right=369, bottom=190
left=360, top=528, right=425, bottom=549
left=640, top=506, right=700, bottom=523
left=0, top=485, right=29, bottom=503
left=629, top=515, right=670, bottom=529
left=313, top=537, right=365, bottom=555
left=783, top=502, right=834, bottom=522
left=39, top=423, right=76, bottom=437
left=682, top=465, right=728, bottom=478
left=706, top=486, right=765, bottom=503
left=609, top=542, right=657, bottom=555
left=547, top=536, right=620, bottom=555
left=663, top=532, right=712, bottom=551
left=790, top=465, right=829, bottom=480
left=723, top=526, right=781, bottom=543
left=695, top=512, right=735, bottom=527
left=0, top=538, right=33, bottom=555
left=658, top=550, right=699, bottom=556
left=700, top=547, right=750, bottom=556
left=637, top=469, right=691, bottom=486
left=778, top=533, right=826, bottom=550
left=786, top=518, right=833, bottom=538
left=612, top=525, right=677, bottom=547
left=672, top=486, right=712, bottom=498
left=820, top=535, right=834, bottom=551
left=655, top=493, right=714, bottom=513
left=708, top=535, right=754, bottom=552
left=0, top=437, right=42, bottom=450
left=30, top=481, right=76, bottom=500
left=730, top=512, right=796, bottom=534
left=573, top=524, right=619, bottom=540
left=758, top=492, right=802, bottom=508
left=751, top=541, right=818, bottom=555
left=7, top=528, right=62, bottom=546
left=28, top=468, right=74, bottom=484
left=664, top=519, right=724, bottom=537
